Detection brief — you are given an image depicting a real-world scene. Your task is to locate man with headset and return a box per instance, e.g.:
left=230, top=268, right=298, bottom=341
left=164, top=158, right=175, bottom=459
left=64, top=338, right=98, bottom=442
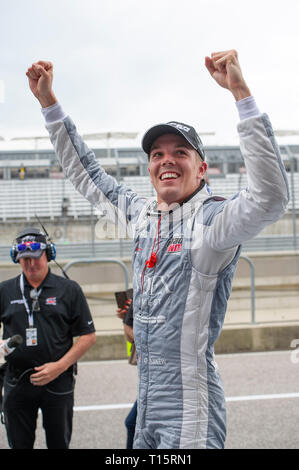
left=0, top=227, right=96, bottom=449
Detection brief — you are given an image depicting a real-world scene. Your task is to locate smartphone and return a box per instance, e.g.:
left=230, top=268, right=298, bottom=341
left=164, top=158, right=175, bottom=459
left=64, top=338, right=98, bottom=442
left=114, top=288, right=133, bottom=309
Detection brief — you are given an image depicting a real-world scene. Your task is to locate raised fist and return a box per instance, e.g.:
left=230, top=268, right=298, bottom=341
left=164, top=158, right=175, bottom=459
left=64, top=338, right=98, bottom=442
left=205, top=50, right=251, bottom=101
left=26, top=61, right=57, bottom=108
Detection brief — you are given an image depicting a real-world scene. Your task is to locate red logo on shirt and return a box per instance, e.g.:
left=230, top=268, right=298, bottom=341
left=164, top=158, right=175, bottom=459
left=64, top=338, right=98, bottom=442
left=166, top=237, right=183, bottom=253
left=167, top=243, right=182, bottom=253
left=46, top=297, right=56, bottom=305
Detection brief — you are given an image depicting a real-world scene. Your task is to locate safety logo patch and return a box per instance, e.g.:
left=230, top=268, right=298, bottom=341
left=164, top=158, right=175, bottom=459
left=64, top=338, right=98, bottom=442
left=46, top=297, right=57, bottom=305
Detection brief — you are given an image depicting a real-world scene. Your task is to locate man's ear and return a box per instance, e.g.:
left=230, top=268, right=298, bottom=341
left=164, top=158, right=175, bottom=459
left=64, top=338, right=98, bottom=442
left=199, top=161, right=207, bottom=177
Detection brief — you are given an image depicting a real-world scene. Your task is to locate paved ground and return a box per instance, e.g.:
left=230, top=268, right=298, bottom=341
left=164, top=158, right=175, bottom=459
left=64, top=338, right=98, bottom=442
left=0, top=350, right=298, bottom=449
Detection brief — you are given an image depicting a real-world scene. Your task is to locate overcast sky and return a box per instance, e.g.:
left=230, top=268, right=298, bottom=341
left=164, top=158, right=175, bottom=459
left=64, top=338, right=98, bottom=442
left=1, top=0, right=299, bottom=148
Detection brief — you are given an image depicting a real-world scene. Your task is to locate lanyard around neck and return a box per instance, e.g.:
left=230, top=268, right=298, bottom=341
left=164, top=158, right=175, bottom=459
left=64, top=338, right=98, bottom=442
left=20, top=273, right=42, bottom=327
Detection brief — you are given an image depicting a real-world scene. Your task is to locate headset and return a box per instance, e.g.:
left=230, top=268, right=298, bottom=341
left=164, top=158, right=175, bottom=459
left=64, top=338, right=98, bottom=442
left=10, top=227, right=56, bottom=264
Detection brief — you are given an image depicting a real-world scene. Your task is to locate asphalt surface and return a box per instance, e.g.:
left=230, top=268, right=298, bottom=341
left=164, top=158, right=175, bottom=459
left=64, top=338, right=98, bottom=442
left=0, top=350, right=298, bottom=449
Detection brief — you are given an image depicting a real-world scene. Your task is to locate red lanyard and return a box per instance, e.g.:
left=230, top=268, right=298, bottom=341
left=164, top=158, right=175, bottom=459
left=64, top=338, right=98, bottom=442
left=141, top=214, right=163, bottom=293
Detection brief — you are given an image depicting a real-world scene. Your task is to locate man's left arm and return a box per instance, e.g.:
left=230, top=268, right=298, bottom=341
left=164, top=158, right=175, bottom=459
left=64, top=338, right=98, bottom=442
left=30, top=282, right=96, bottom=386
left=203, top=50, right=289, bottom=251
left=30, top=333, right=96, bottom=386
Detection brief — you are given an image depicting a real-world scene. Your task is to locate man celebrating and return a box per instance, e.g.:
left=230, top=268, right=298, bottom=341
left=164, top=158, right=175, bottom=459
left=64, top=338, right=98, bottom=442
left=0, top=227, right=96, bottom=448
left=26, top=50, right=289, bottom=448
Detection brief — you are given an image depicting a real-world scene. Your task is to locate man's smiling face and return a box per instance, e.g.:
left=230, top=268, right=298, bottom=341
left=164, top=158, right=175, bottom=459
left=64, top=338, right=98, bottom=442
left=148, top=133, right=207, bottom=207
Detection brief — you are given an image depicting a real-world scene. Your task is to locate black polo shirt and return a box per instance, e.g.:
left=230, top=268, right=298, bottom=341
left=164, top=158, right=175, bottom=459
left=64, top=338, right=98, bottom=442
left=0, top=269, right=95, bottom=371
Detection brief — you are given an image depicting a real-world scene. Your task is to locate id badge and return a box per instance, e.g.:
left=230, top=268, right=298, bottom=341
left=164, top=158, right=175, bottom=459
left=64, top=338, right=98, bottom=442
left=26, top=328, right=38, bottom=346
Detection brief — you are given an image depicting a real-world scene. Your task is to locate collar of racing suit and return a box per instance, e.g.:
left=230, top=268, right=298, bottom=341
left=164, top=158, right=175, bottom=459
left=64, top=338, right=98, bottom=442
left=145, top=179, right=211, bottom=222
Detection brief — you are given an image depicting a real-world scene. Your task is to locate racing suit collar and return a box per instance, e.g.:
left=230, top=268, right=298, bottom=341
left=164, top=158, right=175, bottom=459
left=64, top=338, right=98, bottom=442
left=146, top=179, right=210, bottom=218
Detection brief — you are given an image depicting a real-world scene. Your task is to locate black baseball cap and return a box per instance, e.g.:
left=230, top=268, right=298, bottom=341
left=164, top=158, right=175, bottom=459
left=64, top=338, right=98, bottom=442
left=15, top=227, right=47, bottom=261
left=142, top=121, right=205, bottom=160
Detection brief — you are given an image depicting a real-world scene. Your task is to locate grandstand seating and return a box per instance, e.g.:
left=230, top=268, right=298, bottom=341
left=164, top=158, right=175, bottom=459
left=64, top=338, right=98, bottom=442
left=0, top=179, right=92, bottom=221
left=0, top=172, right=297, bottom=222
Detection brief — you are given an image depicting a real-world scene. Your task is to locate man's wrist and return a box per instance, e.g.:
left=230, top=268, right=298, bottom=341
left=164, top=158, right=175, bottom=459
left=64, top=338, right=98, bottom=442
left=236, top=96, right=260, bottom=120
left=41, top=101, right=66, bottom=123
left=56, top=357, right=70, bottom=374
left=38, top=93, right=57, bottom=108
left=230, top=84, right=251, bottom=102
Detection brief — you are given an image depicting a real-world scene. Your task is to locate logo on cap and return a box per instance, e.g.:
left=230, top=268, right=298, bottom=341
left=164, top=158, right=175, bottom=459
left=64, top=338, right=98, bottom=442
left=168, top=122, right=191, bottom=133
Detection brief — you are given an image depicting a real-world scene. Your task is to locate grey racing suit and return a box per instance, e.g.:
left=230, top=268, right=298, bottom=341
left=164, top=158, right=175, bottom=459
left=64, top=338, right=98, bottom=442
left=44, top=109, right=289, bottom=449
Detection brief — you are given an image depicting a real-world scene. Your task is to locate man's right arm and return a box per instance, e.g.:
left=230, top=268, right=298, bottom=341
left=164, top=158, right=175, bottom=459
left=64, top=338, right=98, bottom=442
left=26, top=61, right=146, bottom=232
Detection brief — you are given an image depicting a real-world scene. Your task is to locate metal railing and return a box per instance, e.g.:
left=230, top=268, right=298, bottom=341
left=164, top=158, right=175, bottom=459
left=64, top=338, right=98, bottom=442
left=62, top=255, right=256, bottom=324
left=239, top=255, right=255, bottom=324
left=1, top=234, right=298, bottom=264
left=0, top=246, right=297, bottom=325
